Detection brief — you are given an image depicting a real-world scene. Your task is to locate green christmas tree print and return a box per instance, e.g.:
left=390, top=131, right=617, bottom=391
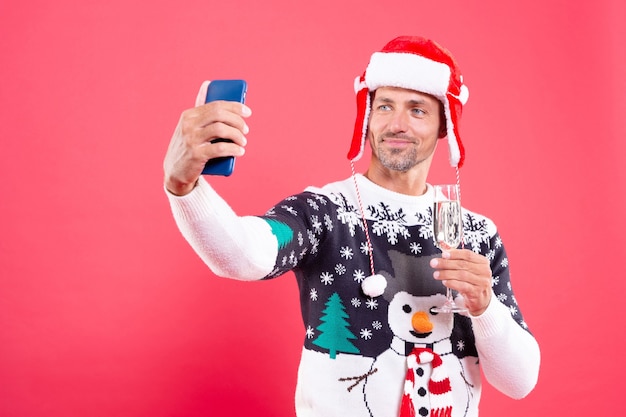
left=264, top=218, right=293, bottom=249
left=312, top=292, right=360, bottom=359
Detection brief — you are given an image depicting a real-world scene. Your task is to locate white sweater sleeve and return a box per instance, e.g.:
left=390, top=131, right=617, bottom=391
left=165, top=177, right=278, bottom=281
left=470, top=295, right=541, bottom=399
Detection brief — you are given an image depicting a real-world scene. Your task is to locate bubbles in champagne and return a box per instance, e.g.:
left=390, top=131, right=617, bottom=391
left=433, top=200, right=462, bottom=250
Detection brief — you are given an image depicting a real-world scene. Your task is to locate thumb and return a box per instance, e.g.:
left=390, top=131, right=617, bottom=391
left=194, top=80, right=210, bottom=107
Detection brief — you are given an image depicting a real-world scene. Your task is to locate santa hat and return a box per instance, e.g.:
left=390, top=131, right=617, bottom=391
left=348, top=36, right=469, bottom=168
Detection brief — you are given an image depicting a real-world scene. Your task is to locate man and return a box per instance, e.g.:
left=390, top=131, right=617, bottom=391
left=163, top=36, right=540, bottom=417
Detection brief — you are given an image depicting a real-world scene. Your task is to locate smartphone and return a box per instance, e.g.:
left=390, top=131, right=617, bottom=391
left=201, top=79, right=248, bottom=176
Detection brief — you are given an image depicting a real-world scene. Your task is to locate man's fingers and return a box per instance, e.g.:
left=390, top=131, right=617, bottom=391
left=195, top=80, right=211, bottom=107
left=198, top=122, right=248, bottom=150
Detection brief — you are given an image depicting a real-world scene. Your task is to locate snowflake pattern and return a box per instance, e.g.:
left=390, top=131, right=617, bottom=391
left=262, top=183, right=530, bottom=365
left=307, top=229, right=320, bottom=255
left=306, top=325, right=315, bottom=339
left=462, top=213, right=491, bottom=253
left=360, top=241, right=371, bottom=255
left=311, top=215, right=323, bottom=234
left=332, top=192, right=363, bottom=237
left=368, top=202, right=411, bottom=244
left=416, top=209, right=434, bottom=241
left=307, top=198, right=320, bottom=211
left=282, top=205, right=298, bottom=216
left=288, top=251, right=297, bottom=267
left=410, top=242, right=422, bottom=254
left=324, top=214, right=334, bottom=232
left=353, top=269, right=366, bottom=283
left=340, top=246, right=354, bottom=260
left=313, top=194, right=327, bottom=205
left=360, top=328, right=373, bottom=340
left=320, top=272, right=334, bottom=285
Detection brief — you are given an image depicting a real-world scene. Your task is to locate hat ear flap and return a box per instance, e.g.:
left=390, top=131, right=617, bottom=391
left=449, top=96, right=465, bottom=168
left=348, top=77, right=370, bottom=161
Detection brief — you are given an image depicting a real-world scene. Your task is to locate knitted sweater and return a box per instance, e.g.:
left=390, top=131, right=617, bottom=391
left=167, top=175, right=540, bottom=417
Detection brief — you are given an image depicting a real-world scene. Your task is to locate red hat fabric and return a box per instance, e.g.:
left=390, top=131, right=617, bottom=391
left=348, top=36, right=469, bottom=168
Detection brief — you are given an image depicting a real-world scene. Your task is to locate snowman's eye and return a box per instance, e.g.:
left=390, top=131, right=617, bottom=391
left=429, top=307, right=439, bottom=316
left=402, top=304, right=412, bottom=313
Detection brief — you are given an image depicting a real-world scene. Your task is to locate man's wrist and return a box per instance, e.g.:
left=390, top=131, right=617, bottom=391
left=164, top=177, right=198, bottom=196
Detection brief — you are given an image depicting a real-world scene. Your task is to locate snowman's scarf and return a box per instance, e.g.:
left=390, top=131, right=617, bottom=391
left=400, top=347, right=453, bottom=417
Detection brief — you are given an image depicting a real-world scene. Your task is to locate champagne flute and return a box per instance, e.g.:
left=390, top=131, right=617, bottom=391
left=432, top=184, right=467, bottom=313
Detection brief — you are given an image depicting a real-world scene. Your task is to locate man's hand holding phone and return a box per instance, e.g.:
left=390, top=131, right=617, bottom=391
left=163, top=80, right=251, bottom=196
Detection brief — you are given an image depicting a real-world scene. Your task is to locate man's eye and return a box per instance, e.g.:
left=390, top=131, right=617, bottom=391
left=377, top=104, right=391, bottom=111
left=412, top=108, right=426, bottom=115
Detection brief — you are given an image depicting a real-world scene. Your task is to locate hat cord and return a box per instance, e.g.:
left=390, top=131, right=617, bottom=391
left=350, top=161, right=376, bottom=277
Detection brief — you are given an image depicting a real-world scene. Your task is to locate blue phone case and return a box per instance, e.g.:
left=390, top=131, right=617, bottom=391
left=201, top=80, right=247, bottom=176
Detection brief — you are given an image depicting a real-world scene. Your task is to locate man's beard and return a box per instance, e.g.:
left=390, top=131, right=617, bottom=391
left=376, top=134, right=419, bottom=172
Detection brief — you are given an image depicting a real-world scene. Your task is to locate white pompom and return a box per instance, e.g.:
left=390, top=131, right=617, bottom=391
left=361, top=274, right=387, bottom=298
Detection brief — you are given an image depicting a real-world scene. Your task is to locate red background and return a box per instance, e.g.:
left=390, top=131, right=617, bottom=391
left=1, top=1, right=625, bottom=416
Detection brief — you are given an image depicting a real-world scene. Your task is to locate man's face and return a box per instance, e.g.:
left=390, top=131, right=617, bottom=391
left=367, top=87, right=444, bottom=172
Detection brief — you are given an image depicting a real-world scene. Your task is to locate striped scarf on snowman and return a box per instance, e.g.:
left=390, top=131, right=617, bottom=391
left=400, top=347, right=453, bottom=417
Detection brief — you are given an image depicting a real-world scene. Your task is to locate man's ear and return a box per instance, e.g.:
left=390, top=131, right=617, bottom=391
left=438, top=104, right=447, bottom=138
left=438, top=124, right=447, bottom=139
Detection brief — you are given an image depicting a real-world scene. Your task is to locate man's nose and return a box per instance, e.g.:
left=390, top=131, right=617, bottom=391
left=389, top=110, right=410, bottom=132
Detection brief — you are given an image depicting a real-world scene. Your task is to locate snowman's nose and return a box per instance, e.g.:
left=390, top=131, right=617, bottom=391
left=412, top=311, right=434, bottom=334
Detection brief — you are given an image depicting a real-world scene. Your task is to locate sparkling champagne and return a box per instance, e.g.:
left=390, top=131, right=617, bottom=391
left=433, top=200, right=462, bottom=250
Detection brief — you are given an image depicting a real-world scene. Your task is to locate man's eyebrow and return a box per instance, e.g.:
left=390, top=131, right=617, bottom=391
left=409, top=98, right=430, bottom=104
left=374, top=96, right=430, bottom=105
left=373, top=96, right=393, bottom=104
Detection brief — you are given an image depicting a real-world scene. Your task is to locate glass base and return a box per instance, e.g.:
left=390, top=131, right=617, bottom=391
left=432, top=301, right=468, bottom=314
